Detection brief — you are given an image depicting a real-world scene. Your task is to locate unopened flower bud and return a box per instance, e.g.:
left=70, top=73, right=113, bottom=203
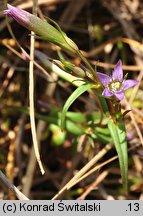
left=72, top=67, right=86, bottom=78
left=4, top=4, right=79, bottom=54
left=54, top=60, right=85, bottom=78
left=53, top=60, right=67, bottom=71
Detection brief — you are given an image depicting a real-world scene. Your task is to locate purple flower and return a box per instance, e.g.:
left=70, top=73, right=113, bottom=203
left=97, top=60, right=138, bottom=100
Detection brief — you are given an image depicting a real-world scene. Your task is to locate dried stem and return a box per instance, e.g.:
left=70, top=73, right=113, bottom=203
left=0, top=170, right=29, bottom=200
left=29, top=0, right=45, bottom=174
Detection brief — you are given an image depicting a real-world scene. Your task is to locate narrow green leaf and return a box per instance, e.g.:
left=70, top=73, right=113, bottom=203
left=117, top=121, right=128, bottom=188
left=66, top=120, right=83, bottom=135
left=61, top=83, right=93, bottom=129
left=108, top=119, right=128, bottom=194
left=66, top=111, right=86, bottom=123
left=97, top=94, right=110, bottom=116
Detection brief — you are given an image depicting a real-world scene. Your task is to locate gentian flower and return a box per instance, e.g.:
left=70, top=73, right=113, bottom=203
left=4, top=4, right=79, bottom=54
left=97, top=60, right=138, bottom=100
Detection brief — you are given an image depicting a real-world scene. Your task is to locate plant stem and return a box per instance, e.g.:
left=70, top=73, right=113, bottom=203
left=77, top=51, right=100, bottom=83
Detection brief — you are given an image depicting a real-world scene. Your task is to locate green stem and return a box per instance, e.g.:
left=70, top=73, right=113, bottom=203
left=77, top=51, right=100, bottom=83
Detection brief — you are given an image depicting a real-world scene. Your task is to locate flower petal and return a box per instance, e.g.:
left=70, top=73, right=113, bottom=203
left=97, top=72, right=110, bottom=87
left=114, top=91, right=124, bottom=100
left=4, top=4, right=32, bottom=26
left=112, top=60, right=123, bottom=82
left=122, top=79, right=138, bottom=90
left=102, top=88, right=113, bottom=97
